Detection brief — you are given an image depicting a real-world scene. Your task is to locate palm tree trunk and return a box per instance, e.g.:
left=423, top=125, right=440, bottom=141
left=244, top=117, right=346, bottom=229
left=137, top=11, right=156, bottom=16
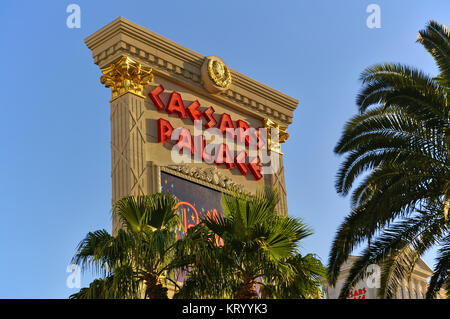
left=235, top=274, right=258, bottom=299
left=144, top=274, right=168, bottom=299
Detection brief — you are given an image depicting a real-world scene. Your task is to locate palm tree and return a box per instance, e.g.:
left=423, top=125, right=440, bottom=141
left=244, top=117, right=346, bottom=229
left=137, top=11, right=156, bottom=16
left=261, top=253, right=327, bottom=299
left=70, top=193, right=180, bottom=299
left=173, top=187, right=326, bottom=299
left=328, top=20, right=449, bottom=299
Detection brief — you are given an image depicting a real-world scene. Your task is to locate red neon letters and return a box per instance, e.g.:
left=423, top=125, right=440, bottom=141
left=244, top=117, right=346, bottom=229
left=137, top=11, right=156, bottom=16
left=150, top=85, right=263, bottom=180
left=166, top=92, right=187, bottom=118
left=157, top=118, right=173, bottom=143
left=148, top=85, right=165, bottom=111
left=203, top=106, right=217, bottom=129
left=186, top=100, right=202, bottom=122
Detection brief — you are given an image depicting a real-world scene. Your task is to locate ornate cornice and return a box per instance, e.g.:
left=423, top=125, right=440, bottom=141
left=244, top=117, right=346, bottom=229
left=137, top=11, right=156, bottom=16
left=100, top=56, right=153, bottom=101
left=85, top=17, right=298, bottom=126
left=160, top=164, right=245, bottom=194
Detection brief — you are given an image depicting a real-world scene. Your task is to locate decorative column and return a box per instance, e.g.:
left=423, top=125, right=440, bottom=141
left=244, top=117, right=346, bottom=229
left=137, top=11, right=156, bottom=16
left=421, top=282, right=427, bottom=299
left=264, top=119, right=289, bottom=216
left=100, top=56, right=153, bottom=235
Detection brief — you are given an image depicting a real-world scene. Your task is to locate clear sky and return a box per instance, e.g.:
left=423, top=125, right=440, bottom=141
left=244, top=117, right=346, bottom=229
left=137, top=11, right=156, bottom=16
left=0, top=0, right=449, bottom=298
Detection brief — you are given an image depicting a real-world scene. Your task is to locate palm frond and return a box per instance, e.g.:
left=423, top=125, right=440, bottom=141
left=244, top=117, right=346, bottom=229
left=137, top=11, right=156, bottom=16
left=417, top=20, right=450, bottom=88
left=426, top=234, right=450, bottom=298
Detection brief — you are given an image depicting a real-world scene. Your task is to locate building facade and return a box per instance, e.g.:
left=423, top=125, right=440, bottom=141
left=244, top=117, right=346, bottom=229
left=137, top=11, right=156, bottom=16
left=323, top=256, right=447, bottom=299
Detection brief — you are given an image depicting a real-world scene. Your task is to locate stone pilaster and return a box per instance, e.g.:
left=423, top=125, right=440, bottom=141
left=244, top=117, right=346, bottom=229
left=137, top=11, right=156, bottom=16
left=270, top=153, right=288, bottom=216
left=100, top=56, right=153, bottom=235
left=263, top=119, right=289, bottom=216
left=110, top=93, right=149, bottom=234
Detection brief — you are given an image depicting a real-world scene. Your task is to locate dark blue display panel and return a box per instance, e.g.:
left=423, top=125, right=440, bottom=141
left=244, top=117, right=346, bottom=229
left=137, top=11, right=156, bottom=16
left=161, top=171, right=224, bottom=244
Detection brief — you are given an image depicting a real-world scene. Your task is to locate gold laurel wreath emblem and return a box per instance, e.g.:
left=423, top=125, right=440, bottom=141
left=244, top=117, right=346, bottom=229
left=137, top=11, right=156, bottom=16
left=207, top=58, right=232, bottom=88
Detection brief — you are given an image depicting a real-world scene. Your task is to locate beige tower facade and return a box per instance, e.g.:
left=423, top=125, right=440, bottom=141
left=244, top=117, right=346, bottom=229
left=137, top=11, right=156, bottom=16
left=85, top=17, right=298, bottom=235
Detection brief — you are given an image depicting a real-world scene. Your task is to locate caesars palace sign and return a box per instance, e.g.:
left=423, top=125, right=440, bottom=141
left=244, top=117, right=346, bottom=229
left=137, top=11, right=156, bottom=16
left=85, top=18, right=298, bottom=236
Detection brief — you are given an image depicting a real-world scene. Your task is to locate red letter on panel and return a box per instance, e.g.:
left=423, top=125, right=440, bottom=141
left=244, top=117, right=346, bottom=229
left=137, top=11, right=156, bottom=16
left=157, top=118, right=173, bottom=143
left=203, top=106, right=217, bottom=129
left=234, top=150, right=248, bottom=176
left=186, top=100, right=202, bottom=122
left=218, top=113, right=235, bottom=135
left=215, top=143, right=235, bottom=169
left=176, top=128, right=194, bottom=154
left=236, top=120, right=250, bottom=145
left=166, top=92, right=187, bottom=118
left=248, top=156, right=263, bottom=180
left=148, top=85, right=165, bottom=111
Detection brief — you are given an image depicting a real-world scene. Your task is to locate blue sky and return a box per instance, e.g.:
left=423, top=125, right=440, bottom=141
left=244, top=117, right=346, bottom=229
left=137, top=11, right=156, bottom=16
left=0, top=1, right=448, bottom=298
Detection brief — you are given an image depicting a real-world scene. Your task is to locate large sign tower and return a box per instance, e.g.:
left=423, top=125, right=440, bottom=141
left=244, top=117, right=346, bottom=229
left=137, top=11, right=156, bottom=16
left=85, top=17, right=298, bottom=235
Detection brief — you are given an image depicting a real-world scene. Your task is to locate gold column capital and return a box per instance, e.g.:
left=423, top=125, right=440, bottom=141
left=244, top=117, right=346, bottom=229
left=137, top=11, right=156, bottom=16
left=263, top=118, right=289, bottom=154
left=100, top=56, right=153, bottom=101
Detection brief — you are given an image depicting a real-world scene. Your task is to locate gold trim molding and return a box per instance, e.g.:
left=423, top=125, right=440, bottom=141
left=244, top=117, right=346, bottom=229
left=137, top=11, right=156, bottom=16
left=100, top=56, right=153, bottom=101
left=264, top=118, right=289, bottom=154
